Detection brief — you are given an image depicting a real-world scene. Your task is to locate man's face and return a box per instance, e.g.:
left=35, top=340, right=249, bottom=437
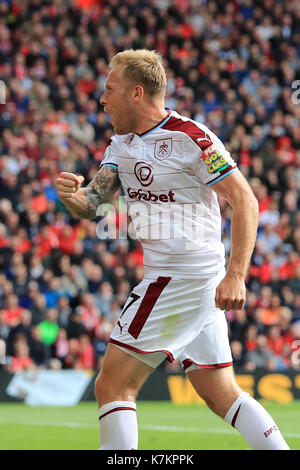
left=100, top=66, right=136, bottom=135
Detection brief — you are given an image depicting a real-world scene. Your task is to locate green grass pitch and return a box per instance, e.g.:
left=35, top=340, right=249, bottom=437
left=0, top=401, right=299, bottom=450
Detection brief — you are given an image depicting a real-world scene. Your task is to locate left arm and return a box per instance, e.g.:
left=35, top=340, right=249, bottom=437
left=212, top=169, right=259, bottom=311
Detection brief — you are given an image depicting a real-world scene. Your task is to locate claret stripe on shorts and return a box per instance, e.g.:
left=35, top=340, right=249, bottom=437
left=128, top=276, right=171, bottom=339
left=99, top=406, right=136, bottom=421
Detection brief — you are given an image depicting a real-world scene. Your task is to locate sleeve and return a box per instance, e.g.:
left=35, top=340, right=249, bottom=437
left=185, top=127, right=237, bottom=186
left=99, top=136, right=119, bottom=170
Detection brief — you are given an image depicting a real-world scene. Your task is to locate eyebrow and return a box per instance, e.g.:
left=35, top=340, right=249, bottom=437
left=105, top=82, right=112, bottom=88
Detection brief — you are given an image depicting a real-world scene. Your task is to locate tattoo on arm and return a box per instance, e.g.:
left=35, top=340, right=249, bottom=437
left=79, top=166, right=121, bottom=219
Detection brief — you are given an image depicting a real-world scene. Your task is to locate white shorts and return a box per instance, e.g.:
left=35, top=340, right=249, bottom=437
left=109, top=270, right=233, bottom=373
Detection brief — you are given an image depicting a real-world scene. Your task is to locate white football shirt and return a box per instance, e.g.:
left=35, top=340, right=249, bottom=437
left=100, top=109, right=237, bottom=278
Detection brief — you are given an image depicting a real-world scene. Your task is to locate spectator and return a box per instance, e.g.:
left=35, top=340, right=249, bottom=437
left=29, top=325, right=51, bottom=368
left=244, top=323, right=258, bottom=352
left=70, top=113, right=95, bottom=146
left=76, top=293, right=101, bottom=336
left=95, top=282, right=114, bottom=318
left=6, top=341, right=36, bottom=373
left=257, top=224, right=282, bottom=254
left=2, top=294, right=24, bottom=327
left=30, top=293, right=47, bottom=326
left=260, top=294, right=281, bottom=326
left=267, top=325, right=284, bottom=356
left=231, top=340, right=247, bottom=369
left=66, top=311, right=88, bottom=340
left=245, top=335, right=277, bottom=370
left=38, top=309, right=59, bottom=347
left=78, top=334, right=95, bottom=369
left=57, top=296, right=72, bottom=329
left=64, top=338, right=80, bottom=369
left=43, top=277, right=64, bottom=309
left=6, top=309, right=32, bottom=355
left=279, top=306, right=293, bottom=334
left=291, top=294, right=300, bottom=323
left=228, top=309, right=249, bottom=343
left=0, top=310, right=10, bottom=345
left=54, top=328, right=69, bottom=367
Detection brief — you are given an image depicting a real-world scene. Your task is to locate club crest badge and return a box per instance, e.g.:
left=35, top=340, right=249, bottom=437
left=154, top=138, right=172, bottom=161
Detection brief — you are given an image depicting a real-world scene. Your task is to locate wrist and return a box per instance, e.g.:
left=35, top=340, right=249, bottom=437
left=226, top=269, right=246, bottom=281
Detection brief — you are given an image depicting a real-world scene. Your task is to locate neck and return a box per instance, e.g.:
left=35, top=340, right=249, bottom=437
left=132, top=102, right=168, bottom=135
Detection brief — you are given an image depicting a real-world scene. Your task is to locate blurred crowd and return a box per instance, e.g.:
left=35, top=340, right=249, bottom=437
left=0, top=0, right=299, bottom=374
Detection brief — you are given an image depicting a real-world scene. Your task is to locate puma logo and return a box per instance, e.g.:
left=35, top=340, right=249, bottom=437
left=117, top=321, right=127, bottom=335
left=197, top=132, right=211, bottom=144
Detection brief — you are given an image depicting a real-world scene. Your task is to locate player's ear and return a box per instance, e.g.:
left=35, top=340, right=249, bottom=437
left=132, top=85, right=144, bottom=102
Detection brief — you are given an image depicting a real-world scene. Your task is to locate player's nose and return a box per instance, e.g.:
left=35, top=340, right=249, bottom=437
left=100, top=93, right=106, bottom=106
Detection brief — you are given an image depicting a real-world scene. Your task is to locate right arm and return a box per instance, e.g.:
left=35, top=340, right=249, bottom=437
left=55, top=165, right=121, bottom=219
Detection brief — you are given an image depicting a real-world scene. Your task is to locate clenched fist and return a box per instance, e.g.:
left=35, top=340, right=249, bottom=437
left=56, top=172, right=85, bottom=201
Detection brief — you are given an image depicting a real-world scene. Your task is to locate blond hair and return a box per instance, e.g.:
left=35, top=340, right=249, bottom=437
left=109, top=49, right=167, bottom=98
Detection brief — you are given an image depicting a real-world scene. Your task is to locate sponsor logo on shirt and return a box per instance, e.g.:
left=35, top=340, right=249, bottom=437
left=154, top=138, right=172, bottom=160
left=127, top=188, right=175, bottom=203
left=203, top=145, right=229, bottom=174
left=134, top=162, right=154, bottom=186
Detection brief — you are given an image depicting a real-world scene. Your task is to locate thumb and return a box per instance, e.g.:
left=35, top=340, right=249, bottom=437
left=77, top=175, right=85, bottom=185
